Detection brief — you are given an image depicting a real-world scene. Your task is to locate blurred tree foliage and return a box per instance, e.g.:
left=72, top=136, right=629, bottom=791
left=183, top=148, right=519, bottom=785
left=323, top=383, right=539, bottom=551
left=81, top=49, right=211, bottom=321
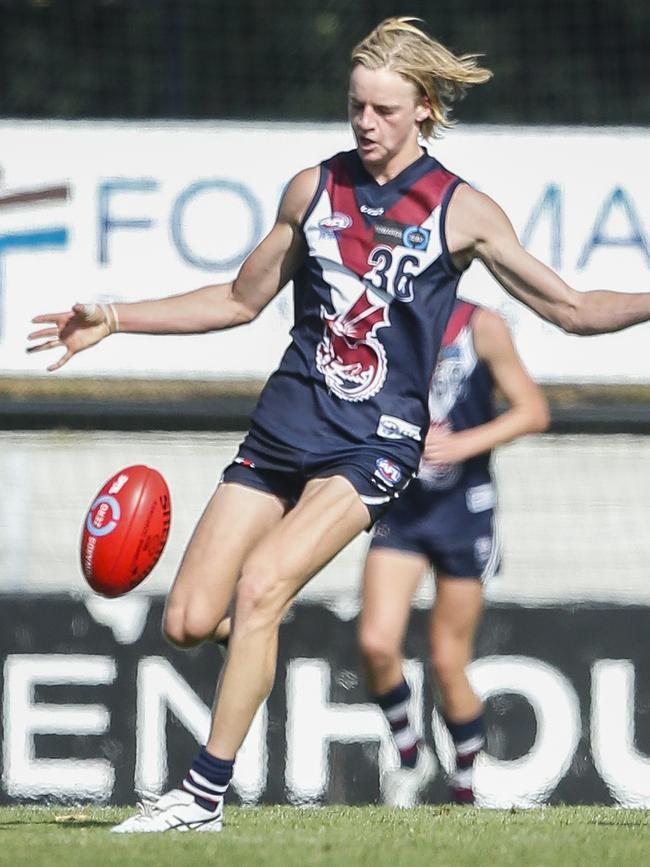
left=0, top=0, right=648, bottom=125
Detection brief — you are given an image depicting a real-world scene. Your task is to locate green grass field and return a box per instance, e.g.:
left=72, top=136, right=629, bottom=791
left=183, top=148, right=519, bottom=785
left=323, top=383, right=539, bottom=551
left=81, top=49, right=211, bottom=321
left=1, top=805, right=649, bottom=867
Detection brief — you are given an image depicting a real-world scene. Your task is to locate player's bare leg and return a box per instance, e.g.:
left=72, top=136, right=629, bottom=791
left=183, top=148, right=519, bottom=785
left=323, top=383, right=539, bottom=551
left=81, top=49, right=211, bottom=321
left=206, top=474, right=371, bottom=759
left=113, top=479, right=344, bottom=833
left=358, top=548, right=435, bottom=806
left=163, top=482, right=286, bottom=647
left=359, top=548, right=425, bottom=694
left=430, top=576, right=483, bottom=720
left=430, top=575, right=484, bottom=803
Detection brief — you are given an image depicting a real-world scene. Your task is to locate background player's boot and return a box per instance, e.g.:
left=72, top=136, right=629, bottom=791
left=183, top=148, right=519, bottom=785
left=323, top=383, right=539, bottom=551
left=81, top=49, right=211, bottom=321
left=111, top=788, right=223, bottom=833
left=380, top=744, right=436, bottom=807
left=450, top=767, right=475, bottom=804
left=446, top=713, right=484, bottom=805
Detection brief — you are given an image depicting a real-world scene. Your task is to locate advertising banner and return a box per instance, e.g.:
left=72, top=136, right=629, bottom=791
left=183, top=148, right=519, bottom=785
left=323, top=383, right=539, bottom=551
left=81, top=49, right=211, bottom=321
left=2, top=597, right=649, bottom=808
left=1, top=122, right=650, bottom=382
left=4, top=429, right=650, bottom=607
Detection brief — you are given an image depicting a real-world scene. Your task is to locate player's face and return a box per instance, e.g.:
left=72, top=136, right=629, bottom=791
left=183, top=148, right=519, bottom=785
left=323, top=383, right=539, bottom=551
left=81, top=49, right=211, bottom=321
left=348, top=65, right=429, bottom=176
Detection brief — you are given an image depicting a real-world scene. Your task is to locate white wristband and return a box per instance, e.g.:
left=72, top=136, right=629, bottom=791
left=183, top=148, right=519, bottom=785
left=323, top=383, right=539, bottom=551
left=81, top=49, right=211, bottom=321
left=99, top=302, right=120, bottom=334
left=108, top=302, right=120, bottom=333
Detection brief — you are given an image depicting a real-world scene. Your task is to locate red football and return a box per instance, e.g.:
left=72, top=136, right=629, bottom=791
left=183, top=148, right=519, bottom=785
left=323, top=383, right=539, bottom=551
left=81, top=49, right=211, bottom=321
left=80, top=464, right=171, bottom=597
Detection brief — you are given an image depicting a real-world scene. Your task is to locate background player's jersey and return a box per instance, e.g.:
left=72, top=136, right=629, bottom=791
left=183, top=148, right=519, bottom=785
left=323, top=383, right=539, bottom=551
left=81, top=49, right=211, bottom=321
left=417, top=300, right=495, bottom=491
left=371, top=299, right=500, bottom=577
left=249, top=149, right=464, bottom=471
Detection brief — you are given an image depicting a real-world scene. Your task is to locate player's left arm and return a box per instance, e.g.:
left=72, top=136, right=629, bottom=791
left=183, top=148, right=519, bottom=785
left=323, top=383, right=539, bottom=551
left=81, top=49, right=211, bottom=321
left=447, top=184, right=650, bottom=335
left=423, top=309, right=549, bottom=465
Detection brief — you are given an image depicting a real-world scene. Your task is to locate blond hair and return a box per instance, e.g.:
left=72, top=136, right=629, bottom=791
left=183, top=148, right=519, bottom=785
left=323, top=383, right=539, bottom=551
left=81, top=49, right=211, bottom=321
left=351, top=17, right=492, bottom=139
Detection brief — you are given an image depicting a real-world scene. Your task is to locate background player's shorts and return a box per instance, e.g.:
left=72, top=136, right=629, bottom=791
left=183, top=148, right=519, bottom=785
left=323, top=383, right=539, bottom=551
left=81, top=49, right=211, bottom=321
left=220, top=427, right=415, bottom=525
left=369, top=479, right=501, bottom=582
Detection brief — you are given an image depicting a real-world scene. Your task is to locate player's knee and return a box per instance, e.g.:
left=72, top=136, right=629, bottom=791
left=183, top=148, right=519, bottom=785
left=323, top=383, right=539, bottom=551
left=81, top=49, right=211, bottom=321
left=163, top=617, right=192, bottom=648
left=358, top=626, right=399, bottom=673
left=234, top=564, right=285, bottom=633
left=430, top=639, right=466, bottom=687
left=163, top=604, right=214, bottom=648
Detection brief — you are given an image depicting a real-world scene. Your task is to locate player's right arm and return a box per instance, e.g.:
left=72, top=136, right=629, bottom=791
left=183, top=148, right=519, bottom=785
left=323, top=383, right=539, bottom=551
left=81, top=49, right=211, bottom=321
left=26, top=166, right=320, bottom=371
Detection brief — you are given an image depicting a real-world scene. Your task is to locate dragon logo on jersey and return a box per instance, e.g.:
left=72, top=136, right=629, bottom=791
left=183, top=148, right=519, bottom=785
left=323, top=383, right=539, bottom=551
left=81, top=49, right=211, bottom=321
left=315, top=288, right=390, bottom=402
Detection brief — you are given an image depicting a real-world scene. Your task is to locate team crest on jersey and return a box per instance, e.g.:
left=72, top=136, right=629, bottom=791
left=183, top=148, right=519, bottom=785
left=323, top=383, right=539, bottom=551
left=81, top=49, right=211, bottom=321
left=429, top=338, right=474, bottom=422
left=315, top=288, right=390, bottom=402
left=318, top=212, right=352, bottom=238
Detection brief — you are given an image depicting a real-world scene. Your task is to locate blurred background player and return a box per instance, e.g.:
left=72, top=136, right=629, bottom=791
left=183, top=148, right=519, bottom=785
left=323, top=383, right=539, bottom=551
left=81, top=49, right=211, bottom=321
left=359, top=299, right=549, bottom=807
left=25, top=17, right=650, bottom=832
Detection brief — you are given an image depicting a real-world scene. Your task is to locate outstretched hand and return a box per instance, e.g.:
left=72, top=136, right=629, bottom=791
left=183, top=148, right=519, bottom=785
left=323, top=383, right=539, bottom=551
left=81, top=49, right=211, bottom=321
left=26, top=303, right=113, bottom=372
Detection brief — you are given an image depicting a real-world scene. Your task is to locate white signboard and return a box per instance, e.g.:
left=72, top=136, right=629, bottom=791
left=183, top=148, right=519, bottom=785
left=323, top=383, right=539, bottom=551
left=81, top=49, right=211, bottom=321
left=1, top=121, right=649, bottom=381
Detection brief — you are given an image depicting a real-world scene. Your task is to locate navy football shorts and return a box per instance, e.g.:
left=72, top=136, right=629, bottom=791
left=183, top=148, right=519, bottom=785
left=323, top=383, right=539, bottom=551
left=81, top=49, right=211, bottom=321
left=220, top=428, right=414, bottom=525
left=369, top=479, right=501, bottom=581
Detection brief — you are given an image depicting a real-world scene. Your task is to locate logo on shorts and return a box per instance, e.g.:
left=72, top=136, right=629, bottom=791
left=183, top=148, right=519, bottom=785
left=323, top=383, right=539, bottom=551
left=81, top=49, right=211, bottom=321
left=474, top=536, right=493, bottom=567
left=466, top=483, right=496, bottom=513
left=318, top=212, right=352, bottom=238
left=377, top=414, right=422, bottom=442
left=374, top=457, right=402, bottom=487
left=316, top=288, right=390, bottom=402
left=235, top=456, right=257, bottom=469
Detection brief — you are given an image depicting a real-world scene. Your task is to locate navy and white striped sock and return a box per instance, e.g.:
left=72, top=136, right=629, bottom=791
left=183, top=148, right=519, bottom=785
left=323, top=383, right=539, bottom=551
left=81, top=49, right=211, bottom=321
left=182, top=746, right=234, bottom=812
left=374, top=679, right=419, bottom=769
left=445, top=712, right=485, bottom=803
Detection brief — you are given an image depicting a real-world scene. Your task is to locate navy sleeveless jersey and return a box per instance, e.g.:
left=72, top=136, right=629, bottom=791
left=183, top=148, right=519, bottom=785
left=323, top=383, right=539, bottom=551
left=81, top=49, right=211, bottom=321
left=249, top=149, right=464, bottom=471
left=417, top=300, right=496, bottom=491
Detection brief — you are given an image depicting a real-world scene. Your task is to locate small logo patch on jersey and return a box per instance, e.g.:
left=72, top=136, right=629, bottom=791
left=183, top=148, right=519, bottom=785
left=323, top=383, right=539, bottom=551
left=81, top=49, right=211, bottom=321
left=377, top=414, right=422, bottom=442
left=403, top=225, right=431, bottom=250
left=360, top=203, right=385, bottom=217
left=373, top=218, right=430, bottom=250
left=374, top=457, right=402, bottom=487
left=318, top=212, right=352, bottom=237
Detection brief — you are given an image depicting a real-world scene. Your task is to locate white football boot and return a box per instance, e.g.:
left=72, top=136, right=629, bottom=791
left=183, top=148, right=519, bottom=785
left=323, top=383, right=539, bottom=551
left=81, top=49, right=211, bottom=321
left=111, top=788, right=223, bottom=833
left=380, top=745, right=436, bottom=808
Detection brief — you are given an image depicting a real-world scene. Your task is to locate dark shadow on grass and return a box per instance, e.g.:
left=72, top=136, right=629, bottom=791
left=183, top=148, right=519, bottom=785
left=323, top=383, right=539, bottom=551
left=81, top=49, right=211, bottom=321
left=0, top=819, right=115, bottom=829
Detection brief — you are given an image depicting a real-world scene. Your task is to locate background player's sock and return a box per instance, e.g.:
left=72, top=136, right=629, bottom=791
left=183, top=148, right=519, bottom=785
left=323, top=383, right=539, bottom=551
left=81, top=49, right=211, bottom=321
left=182, top=746, right=234, bottom=811
left=445, top=712, right=485, bottom=803
left=373, top=678, right=419, bottom=768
